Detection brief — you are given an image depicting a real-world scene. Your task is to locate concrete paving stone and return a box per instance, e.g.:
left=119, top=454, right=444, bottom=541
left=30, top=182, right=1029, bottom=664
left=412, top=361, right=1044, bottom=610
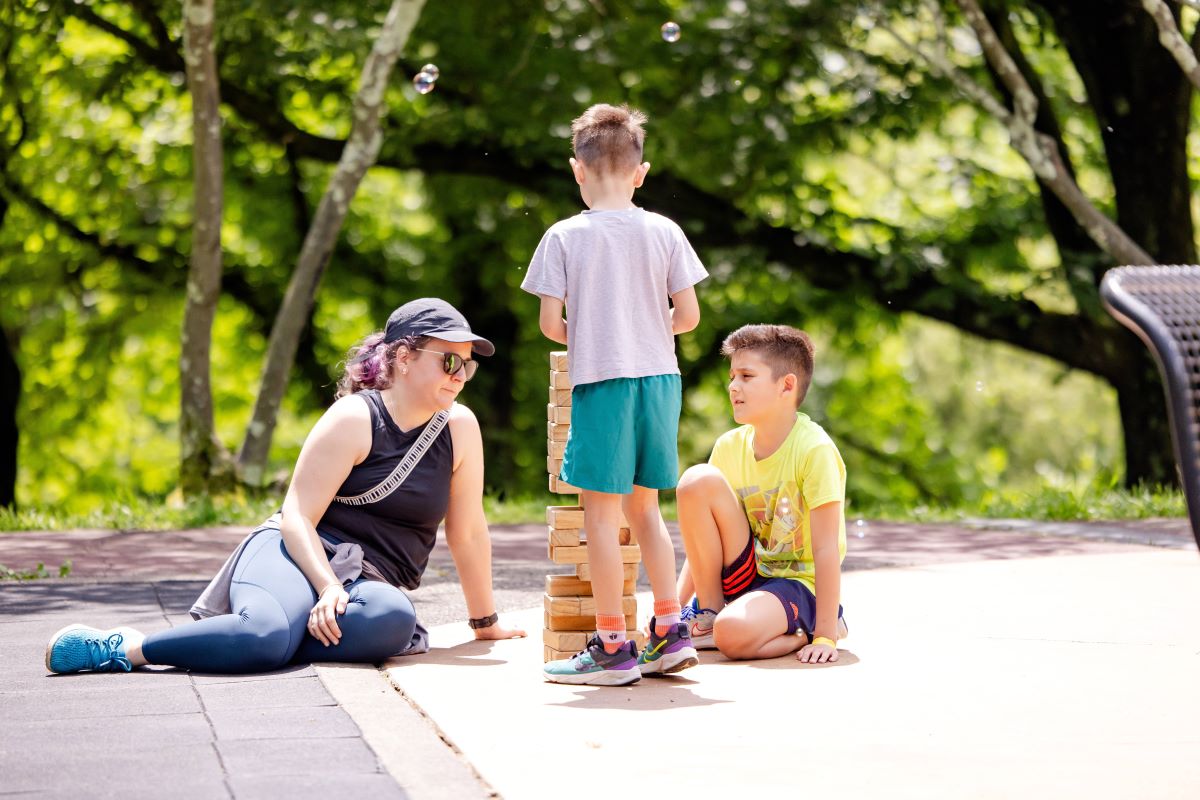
left=150, top=580, right=210, bottom=612
left=318, top=663, right=495, bottom=800
left=0, top=711, right=212, bottom=750
left=2, top=616, right=167, bottom=639
left=386, top=550, right=1200, bottom=799
left=190, top=664, right=316, bottom=684
left=8, top=667, right=194, bottom=693
left=0, top=743, right=227, bottom=798
left=215, top=737, right=382, bottom=777
left=207, top=704, right=361, bottom=741
left=229, top=773, right=407, bottom=800
left=197, top=675, right=335, bottom=711
left=0, top=583, right=163, bottom=616
left=1, top=684, right=201, bottom=720
left=0, top=607, right=167, bottom=625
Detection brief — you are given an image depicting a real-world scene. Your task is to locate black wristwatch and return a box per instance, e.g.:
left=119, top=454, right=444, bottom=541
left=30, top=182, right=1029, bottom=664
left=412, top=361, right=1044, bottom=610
left=468, top=612, right=499, bottom=630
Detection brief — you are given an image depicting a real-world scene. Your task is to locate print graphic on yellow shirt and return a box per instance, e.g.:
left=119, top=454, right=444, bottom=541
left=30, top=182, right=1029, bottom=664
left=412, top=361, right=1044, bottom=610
left=708, top=413, right=846, bottom=594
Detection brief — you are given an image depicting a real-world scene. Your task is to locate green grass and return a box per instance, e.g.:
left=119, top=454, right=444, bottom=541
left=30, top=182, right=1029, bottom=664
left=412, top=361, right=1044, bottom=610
left=0, top=494, right=282, bottom=532
left=1, top=484, right=1184, bottom=533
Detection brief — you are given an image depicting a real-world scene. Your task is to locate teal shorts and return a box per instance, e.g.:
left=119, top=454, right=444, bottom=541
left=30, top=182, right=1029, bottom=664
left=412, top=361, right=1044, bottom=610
left=561, top=374, right=682, bottom=494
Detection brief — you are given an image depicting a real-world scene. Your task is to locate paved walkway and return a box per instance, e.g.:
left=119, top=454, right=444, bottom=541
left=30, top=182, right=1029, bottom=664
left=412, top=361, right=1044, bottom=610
left=1, top=518, right=1196, bottom=798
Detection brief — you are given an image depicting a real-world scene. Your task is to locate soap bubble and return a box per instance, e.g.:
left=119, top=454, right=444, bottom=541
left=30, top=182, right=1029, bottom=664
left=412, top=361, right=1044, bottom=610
left=413, top=71, right=436, bottom=95
left=420, top=63, right=440, bottom=81
left=661, top=21, right=681, bottom=43
left=855, top=518, right=867, bottom=539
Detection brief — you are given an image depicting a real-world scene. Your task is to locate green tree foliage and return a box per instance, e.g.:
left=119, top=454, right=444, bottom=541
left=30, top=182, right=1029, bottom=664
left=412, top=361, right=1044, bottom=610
left=0, top=0, right=1183, bottom=513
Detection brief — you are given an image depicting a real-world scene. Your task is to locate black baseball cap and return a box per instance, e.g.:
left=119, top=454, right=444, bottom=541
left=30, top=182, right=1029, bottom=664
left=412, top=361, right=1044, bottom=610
left=383, top=298, right=496, bottom=356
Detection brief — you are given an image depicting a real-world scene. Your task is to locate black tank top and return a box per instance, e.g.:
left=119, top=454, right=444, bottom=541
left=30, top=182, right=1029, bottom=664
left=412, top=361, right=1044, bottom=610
left=317, top=390, right=453, bottom=589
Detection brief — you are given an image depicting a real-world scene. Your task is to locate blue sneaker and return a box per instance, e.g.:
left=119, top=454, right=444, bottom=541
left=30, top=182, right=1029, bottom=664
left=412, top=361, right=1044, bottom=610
left=638, top=616, right=699, bottom=676
left=681, top=597, right=719, bottom=650
left=45, top=625, right=138, bottom=674
left=543, top=635, right=640, bottom=686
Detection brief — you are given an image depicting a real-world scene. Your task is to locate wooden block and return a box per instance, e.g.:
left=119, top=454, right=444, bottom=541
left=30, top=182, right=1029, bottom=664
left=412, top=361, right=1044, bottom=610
left=550, top=351, right=569, bottom=371
left=548, top=387, right=573, bottom=407
left=548, top=527, right=581, bottom=547
left=547, top=421, right=570, bottom=442
left=547, top=505, right=584, bottom=529
left=545, top=611, right=637, bottom=631
left=547, top=404, right=571, bottom=424
left=548, top=439, right=567, bottom=459
left=549, top=544, right=640, bottom=565
left=545, top=646, right=576, bottom=662
left=546, top=506, right=629, bottom=529
left=550, top=370, right=572, bottom=390
left=546, top=574, right=593, bottom=596
left=543, top=630, right=589, bottom=651
left=545, top=574, right=637, bottom=596
left=548, top=474, right=580, bottom=495
left=548, top=544, right=590, bottom=564
left=546, top=525, right=635, bottom=549
left=577, top=562, right=638, bottom=581
left=547, top=456, right=563, bottom=476
left=544, top=595, right=637, bottom=617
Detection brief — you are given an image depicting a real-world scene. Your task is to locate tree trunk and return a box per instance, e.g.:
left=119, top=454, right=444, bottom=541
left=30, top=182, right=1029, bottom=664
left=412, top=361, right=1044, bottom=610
left=1113, top=347, right=1179, bottom=487
left=179, top=0, right=231, bottom=495
left=0, top=324, right=18, bottom=509
left=237, top=0, right=425, bottom=486
left=1041, top=0, right=1196, bottom=264
left=1037, top=0, right=1190, bottom=484
left=0, top=181, right=15, bottom=508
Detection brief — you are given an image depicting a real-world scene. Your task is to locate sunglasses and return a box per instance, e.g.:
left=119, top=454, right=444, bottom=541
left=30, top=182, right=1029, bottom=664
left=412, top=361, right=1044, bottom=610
left=412, top=348, right=479, bottom=381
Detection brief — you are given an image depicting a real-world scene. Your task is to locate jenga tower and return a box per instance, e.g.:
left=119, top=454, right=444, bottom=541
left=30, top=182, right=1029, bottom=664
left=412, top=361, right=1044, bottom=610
left=543, top=351, right=645, bottom=662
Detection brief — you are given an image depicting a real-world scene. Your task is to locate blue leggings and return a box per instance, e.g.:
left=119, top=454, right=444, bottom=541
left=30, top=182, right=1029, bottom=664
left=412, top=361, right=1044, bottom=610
left=141, top=530, right=417, bottom=673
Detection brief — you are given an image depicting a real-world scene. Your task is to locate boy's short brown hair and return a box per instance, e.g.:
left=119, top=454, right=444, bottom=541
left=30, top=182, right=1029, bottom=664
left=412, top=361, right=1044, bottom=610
left=721, top=324, right=816, bottom=406
left=571, top=104, right=647, bottom=175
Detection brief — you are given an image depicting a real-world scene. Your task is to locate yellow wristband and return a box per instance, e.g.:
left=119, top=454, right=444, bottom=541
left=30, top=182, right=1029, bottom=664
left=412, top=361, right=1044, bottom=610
left=812, top=636, right=837, bottom=649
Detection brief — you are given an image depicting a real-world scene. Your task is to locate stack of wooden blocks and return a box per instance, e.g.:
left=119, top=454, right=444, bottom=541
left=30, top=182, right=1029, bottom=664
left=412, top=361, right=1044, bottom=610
left=543, top=351, right=645, bottom=662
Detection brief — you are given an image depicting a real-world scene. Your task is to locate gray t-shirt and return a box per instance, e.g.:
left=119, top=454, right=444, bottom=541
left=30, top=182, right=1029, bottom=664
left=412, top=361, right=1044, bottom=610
left=521, top=208, right=708, bottom=386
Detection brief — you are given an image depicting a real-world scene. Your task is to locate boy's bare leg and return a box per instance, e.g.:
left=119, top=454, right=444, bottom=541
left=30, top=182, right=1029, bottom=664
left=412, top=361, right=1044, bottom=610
left=622, top=486, right=676, bottom=632
left=713, top=593, right=849, bottom=660
left=713, top=592, right=802, bottom=659
left=675, top=559, right=695, bottom=608
left=675, top=464, right=751, bottom=611
left=582, top=489, right=625, bottom=642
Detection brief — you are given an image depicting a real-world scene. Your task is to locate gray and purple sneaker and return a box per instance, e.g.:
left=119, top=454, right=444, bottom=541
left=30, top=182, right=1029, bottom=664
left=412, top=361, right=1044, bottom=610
left=637, top=616, right=699, bottom=676
left=543, top=635, right=641, bottom=686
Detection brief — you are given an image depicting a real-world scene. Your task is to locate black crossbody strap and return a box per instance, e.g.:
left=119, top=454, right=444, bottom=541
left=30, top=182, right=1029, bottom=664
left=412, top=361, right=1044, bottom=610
left=333, top=409, right=450, bottom=506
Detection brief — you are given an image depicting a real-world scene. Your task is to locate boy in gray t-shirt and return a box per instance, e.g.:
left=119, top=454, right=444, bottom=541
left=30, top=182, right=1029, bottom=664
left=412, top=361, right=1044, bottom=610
left=522, top=103, right=708, bottom=686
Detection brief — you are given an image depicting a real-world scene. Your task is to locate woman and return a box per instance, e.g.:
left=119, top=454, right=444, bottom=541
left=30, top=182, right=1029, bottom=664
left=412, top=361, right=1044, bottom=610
left=46, top=298, right=524, bottom=674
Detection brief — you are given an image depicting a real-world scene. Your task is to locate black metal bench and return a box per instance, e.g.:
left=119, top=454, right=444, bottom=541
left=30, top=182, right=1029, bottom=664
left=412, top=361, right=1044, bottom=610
left=1100, top=265, right=1200, bottom=548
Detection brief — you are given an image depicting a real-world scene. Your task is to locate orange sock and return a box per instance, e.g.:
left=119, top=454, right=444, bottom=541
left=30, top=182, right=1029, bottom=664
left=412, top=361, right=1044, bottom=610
left=596, top=614, right=626, bottom=653
left=653, top=599, right=682, bottom=635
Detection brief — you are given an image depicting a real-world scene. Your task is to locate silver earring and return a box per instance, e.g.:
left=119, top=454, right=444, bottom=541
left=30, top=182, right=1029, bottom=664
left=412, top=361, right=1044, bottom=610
left=402, top=366, right=408, bottom=375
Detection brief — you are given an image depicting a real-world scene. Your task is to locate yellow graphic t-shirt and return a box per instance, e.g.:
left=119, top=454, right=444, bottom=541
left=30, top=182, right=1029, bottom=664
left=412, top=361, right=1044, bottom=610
left=708, top=413, right=846, bottom=593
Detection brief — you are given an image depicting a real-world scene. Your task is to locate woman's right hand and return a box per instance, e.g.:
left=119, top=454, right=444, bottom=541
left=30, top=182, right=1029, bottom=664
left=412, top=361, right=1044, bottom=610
left=308, top=583, right=350, bottom=646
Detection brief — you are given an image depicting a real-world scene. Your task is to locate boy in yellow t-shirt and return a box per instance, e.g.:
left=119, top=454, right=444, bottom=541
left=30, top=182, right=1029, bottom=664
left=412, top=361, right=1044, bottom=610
left=675, top=324, right=848, bottom=663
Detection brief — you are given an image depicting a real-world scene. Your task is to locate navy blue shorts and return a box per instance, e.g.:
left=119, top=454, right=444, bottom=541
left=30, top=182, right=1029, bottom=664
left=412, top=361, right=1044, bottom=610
left=720, top=536, right=843, bottom=637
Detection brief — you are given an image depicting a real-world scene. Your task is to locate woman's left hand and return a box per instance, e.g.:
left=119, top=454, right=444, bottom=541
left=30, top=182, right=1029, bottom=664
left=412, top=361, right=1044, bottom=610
left=308, top=583, right=350, bottom=647
left=473, top=620, right=526, bottom=641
